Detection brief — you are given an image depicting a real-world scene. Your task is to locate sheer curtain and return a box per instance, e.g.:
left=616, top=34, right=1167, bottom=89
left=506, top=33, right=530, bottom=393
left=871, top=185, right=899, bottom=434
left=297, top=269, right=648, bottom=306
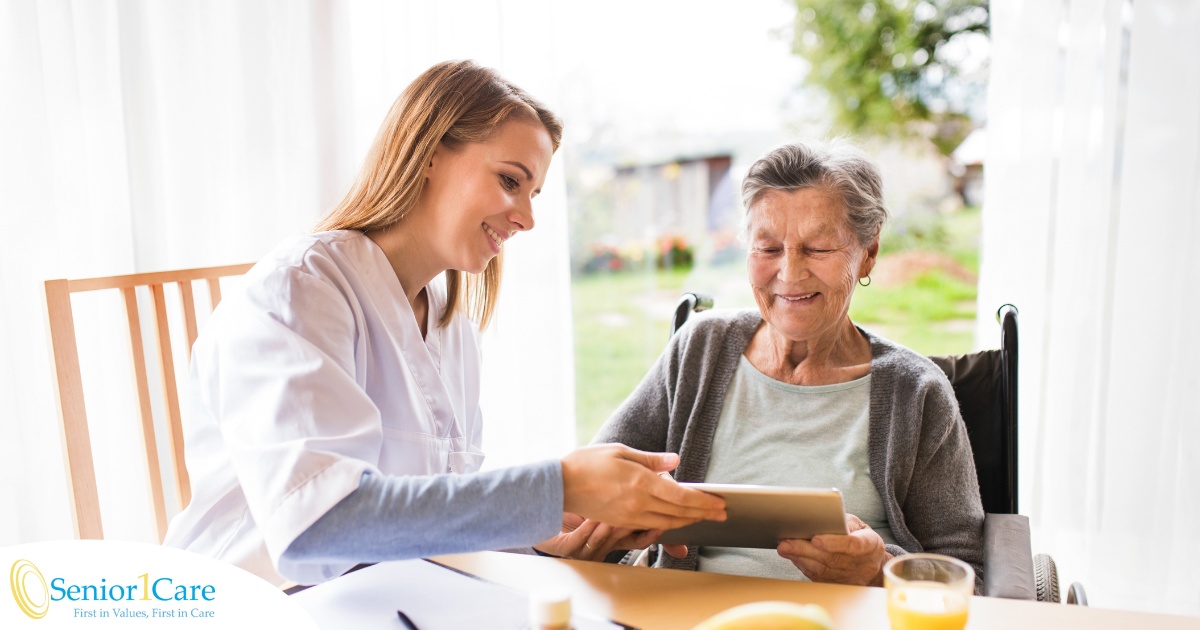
left=0, top=0, right=572, bottom=545
left=978, top=0, right=1200, bottom=614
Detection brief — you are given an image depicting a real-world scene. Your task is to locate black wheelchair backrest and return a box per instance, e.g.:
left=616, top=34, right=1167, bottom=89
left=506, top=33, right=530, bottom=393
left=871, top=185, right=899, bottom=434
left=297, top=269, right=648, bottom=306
left=929, top=305, right=1019, bottom=515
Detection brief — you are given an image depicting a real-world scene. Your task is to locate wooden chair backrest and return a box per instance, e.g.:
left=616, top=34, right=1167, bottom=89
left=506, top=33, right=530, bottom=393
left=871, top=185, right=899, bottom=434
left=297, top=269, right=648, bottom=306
left=44, top=263, right=254, bottom=542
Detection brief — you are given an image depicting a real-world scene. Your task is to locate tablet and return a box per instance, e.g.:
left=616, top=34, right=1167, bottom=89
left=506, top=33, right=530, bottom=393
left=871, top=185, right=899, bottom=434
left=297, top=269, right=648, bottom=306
left=657, top=483, right=848, bottom=549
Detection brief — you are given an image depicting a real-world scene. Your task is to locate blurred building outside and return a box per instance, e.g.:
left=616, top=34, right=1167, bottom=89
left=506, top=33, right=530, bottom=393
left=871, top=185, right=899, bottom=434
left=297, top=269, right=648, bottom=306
left=568, top=133, right=972, bottom=275
left=952, top=126, right=987, bottom=207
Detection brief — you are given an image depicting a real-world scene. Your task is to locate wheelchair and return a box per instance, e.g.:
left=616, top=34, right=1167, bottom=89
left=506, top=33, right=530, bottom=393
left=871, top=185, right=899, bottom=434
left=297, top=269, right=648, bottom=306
left=671, top=296, right=1087, bottom=604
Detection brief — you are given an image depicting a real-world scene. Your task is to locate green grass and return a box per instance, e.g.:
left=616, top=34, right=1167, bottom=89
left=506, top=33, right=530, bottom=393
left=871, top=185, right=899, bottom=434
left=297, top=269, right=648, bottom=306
left=571, top=268, right=691, bottom=442
left=849, top=271, right=978, bottom=355
left=942, top=205, right=983, bottom=270
left=571, top=207, right=983, bottom=443
left=850, top=270, right=977, bottom=323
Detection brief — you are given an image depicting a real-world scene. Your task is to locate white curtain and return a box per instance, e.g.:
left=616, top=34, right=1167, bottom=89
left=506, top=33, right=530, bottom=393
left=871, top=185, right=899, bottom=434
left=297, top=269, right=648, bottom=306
left=978, top=0, right=1200, bottom=614
left=0, top=0, right=572, bottom=545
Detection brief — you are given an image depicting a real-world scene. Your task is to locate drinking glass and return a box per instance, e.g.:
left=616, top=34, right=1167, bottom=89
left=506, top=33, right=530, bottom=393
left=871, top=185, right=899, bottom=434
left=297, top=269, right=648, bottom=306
left=883, top=553, right=974, bottom=630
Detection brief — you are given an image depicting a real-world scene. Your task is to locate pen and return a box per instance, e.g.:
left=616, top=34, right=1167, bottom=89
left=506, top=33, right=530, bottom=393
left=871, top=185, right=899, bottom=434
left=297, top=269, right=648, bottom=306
left=396, top=610, right=420, bottom=630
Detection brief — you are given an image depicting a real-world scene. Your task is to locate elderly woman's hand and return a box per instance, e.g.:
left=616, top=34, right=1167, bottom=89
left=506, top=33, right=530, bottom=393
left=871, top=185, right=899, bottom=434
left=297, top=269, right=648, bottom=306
left=534, top=513, right=664, bottom=561
left=535, top=470, right=699, bottom=562
left=777, top=514, right=893, bottom=586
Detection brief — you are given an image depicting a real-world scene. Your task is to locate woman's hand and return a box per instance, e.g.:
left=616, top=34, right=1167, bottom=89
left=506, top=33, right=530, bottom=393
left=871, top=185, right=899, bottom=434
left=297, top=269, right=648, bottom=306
left=560, top=444, right=726, bottom=531
left=777, top=514, right=892, bottom=586
left=534, top=513, right=663, bottom=561
left=652, top=473, right=690, bottom=560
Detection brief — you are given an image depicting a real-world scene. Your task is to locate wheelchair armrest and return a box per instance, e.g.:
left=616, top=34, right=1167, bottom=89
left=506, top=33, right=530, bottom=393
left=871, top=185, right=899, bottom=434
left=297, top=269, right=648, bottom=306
left=983, top=513, right=1036, bottom=600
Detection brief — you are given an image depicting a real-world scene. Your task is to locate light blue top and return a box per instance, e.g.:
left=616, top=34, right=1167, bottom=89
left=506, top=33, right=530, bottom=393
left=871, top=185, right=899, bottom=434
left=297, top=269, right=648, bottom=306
left=698, top=356, right=895, bottom=581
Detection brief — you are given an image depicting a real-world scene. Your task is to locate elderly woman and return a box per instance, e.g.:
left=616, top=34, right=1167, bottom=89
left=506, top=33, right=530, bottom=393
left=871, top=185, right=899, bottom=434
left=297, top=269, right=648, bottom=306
left=587, top=141, right=984, bottom=587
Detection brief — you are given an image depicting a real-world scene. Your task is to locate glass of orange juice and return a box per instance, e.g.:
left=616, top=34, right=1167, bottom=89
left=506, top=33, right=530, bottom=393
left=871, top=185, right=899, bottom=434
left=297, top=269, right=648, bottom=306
left=883, top=553, right=974, bottom=630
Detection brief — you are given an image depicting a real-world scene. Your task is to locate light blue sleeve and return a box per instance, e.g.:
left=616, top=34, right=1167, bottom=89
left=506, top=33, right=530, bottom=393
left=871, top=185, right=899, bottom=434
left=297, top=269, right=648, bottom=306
left=281, top=460, right=563, bottom=570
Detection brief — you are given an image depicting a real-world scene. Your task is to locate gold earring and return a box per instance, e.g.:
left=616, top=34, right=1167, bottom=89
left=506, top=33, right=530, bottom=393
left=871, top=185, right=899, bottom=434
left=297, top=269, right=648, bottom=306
left=858, top=275, right=871, bottom=287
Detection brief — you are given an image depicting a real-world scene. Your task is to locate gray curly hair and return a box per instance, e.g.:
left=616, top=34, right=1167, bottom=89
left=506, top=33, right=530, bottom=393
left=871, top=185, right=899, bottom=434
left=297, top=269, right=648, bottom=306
left=740, top=140, right=889, bottom=246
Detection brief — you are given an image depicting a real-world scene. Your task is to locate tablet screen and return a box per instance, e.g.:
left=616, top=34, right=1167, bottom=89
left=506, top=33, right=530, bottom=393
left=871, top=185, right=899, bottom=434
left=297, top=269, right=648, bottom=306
left=658, top=483, right=848, bottom=548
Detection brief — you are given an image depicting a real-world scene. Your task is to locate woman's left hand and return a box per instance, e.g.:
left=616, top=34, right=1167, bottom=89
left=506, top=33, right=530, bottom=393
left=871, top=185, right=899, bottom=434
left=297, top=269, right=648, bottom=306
left=534, top=513, right=663, bottom=562
left=777, top=514, right=893, bottom=586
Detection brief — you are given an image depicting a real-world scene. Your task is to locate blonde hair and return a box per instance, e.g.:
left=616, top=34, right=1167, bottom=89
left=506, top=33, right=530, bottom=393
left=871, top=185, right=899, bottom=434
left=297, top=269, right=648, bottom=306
left=315, top=60, right=563, bottom=329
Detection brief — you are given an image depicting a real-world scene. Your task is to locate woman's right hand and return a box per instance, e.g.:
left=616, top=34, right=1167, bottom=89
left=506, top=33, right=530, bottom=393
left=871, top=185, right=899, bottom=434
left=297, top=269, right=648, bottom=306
left=560, top=444, right=726, bottom=531
left=777, top=513, right=891, bottom=586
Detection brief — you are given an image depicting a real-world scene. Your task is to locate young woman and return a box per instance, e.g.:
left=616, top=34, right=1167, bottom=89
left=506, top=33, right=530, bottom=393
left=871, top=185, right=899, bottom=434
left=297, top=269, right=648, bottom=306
left=163, top=60, right=725, bottom=586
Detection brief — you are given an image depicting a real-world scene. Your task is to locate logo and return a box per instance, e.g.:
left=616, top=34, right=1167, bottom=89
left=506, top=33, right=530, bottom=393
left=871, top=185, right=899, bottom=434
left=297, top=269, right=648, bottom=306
left=10, top=559, right=49, bottom=619
left=1, top=541, right=316, bottom=627
left=8, top=557, right=220, bottom=621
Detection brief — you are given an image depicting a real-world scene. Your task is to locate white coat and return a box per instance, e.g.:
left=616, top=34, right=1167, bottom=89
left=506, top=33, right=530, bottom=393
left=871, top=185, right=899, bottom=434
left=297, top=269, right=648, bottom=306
left=163, top=230, right=486, bottom=586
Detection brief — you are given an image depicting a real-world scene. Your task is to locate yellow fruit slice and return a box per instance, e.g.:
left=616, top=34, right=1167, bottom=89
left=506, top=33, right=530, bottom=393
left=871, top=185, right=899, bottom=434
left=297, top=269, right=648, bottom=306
left=692, top=601, right=837, bottom=630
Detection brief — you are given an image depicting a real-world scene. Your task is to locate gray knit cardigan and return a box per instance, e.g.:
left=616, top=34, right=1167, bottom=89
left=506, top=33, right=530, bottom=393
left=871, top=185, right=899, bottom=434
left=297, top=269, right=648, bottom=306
left=592, top=309, right=984, bottom=581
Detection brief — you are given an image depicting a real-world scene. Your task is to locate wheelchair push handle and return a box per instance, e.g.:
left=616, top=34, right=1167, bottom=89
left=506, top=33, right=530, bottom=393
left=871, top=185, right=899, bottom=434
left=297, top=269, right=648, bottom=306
left=670, top=292, right=714, bottom=338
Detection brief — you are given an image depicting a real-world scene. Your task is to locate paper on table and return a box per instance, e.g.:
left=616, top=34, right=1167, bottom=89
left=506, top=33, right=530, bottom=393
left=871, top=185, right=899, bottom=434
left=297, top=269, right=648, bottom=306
left=290, top=558, right=630, bottom=630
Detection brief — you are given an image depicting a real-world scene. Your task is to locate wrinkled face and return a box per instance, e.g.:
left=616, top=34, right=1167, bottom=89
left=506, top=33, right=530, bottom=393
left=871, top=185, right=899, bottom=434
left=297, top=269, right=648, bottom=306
left=746, top=188, right=877, bottom=342
left=419, top=117, right=554, bottom=274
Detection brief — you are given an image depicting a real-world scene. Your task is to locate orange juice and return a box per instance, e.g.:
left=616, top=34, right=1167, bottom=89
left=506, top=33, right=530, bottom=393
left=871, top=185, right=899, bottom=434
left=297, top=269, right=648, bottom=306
left=887, top=580, right=969, bottom=630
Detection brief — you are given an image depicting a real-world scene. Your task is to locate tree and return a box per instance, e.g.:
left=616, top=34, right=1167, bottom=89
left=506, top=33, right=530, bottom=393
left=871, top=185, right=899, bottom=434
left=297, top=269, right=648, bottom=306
left=790, top=0, right=989, bottom=155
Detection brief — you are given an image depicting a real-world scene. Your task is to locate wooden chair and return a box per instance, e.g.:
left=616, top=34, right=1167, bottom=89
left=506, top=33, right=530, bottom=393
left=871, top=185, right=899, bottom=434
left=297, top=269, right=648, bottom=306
left=44, top=263, right=253, bottom=543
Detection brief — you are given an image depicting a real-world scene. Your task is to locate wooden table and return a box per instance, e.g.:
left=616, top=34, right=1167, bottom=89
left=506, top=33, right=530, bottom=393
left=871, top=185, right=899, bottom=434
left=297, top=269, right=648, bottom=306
left=431, top=551, right=1199, bottom=629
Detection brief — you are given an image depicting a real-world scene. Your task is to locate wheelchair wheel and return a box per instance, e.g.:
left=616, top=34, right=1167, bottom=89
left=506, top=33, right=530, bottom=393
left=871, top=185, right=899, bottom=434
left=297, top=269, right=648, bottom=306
left=1033, top=553, right=1060, bottom=603
left=1066, top=582, right=1089, bottom=606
